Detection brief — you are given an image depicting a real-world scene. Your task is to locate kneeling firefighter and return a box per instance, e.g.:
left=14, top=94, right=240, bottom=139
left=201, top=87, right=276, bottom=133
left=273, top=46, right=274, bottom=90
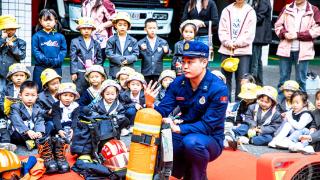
left=144, top=41, right=229, bottom=180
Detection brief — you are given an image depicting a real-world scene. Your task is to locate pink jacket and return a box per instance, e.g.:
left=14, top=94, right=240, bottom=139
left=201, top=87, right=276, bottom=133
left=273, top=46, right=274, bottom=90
left=275, top=2, right=320, bottom=61
left=218, top=3, right=257, bottom=56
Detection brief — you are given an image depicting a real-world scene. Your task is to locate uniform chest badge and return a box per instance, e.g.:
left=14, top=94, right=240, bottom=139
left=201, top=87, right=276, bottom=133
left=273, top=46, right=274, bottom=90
left=128, top=47, right=132, bottom=52
left=199, top=96, right=206, bottom=105
left=157, top=47, right=162, bottom=52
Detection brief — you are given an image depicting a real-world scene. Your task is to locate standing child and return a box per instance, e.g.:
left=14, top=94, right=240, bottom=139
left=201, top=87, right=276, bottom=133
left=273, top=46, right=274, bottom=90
left=120, top=72, right=146, bottom=129
left=106, top=12, right=139, bottom=79
left=91, top=79, right=130, bottom=137
left=138, top=18, right=169, bottom=83
left=240, top=73, right=256, bottom=86
left=234, top=86, right=282, bottom=146
left=172, top=20, right=198, bottom=76
left=70, top=17, right=103, bottom=94
left=32, top=9, right=67, bottom=91
left=269, top=91, right=314, bottom=149
left=79, top=65, right=107, bottom=108
left=156, top=69, right=176, bottom=105
left=37, top=68, right=61, bottom=136
left=0, top=15, right=26, bottom=92
left=116, top=66, right=135, bottom=92
left=51, top=83, right=80, bottom=173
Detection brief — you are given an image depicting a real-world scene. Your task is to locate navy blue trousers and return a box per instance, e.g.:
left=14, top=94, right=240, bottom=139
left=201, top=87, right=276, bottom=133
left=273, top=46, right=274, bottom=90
left=172, top=133, right=223, bottom=180
left=125, top=107, right=137, bottom=125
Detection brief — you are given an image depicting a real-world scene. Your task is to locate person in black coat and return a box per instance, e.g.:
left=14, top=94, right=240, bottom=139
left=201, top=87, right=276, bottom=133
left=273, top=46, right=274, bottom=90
left=70, top=17, right=103, bottom=94
left=250, top=0, right=272, bottom=86
left=181, top=0, right=219, bottom=43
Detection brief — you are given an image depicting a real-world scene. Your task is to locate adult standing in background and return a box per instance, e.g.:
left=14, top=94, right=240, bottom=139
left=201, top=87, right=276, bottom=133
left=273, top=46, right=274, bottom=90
left=181, top=0, right=219, bottom=45
left=250, top=0, right=272, bottom=86
left=82, top=0, right=116, bottom=61
left=218, top=0, right=257, bottom=101
left=275, top=0, right=320, bottom=92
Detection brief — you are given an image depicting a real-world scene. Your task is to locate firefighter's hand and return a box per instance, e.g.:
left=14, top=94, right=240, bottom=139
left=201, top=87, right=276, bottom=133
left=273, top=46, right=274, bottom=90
left=162, top=118, right=173, bottom=124
left=144, top=80, right=161, bottom=108
left=71, top=74, right=77, bottom=81
left=27, top=130, right=37, bottom=139
left=1, top=32, right=7, bottom=39
left=135, top=103, right=142, bottom=110
left=58, top=130, right=66, bottom=138
left=140, top=43, right=147, bottom=50
left=169, top=121, right=181, bottom=133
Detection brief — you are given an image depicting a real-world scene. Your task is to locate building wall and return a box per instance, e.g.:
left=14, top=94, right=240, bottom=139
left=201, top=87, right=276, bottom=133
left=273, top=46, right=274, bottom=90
left=1, top=0, right=32, bottom=66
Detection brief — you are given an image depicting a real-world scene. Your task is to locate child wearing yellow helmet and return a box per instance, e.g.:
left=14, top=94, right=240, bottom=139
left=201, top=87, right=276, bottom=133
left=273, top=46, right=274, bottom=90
left=0, top=15, right=26, bottom=92
left=37, top=68, right=62, bottom=136
left=70, top=17, right=104, bottom=95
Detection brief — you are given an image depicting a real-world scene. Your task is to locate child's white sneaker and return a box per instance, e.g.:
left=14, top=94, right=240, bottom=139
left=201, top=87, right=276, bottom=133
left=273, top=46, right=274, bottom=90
left=289, top=142, right=304, bottom=152
left=302, top=146, right=315, bottom=154
left=275, top=138, right=294, bottom=149
left=238, top=136, right=249, bottom=144
left=120, top=128, right=130, bottom=136
left=268, top=139, right=278, bottom=148
left=0, top=143, right=17, bottom=152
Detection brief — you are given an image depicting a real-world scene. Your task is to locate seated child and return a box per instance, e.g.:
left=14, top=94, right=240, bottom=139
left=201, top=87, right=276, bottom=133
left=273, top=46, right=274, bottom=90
left=235, top=86, right=282, bottom=146
left=268, top=91, right=314, bottom=149
left=120, top=72, right=146, bottom=129
left=37, top=68, right=61, bottom=136
left=70, top=17, right=103, bottom=94
left=116, top=66, right=135, bottom=92
left=155, top=69, right=176, bottom=105
left=277, top=80, right=300, bottom=115
left=299, top=90, right=320, bottom=152
left=10, top=81, right=44, bottom=151
left=79, top=65, right=106, bottom=108
left=51, top=83, right=80, bottom=173
left=91, top=79, right=130, bottom=137
left=0, top=64, right=30, bottom=151
left=240, top=73, right=256, bottom=86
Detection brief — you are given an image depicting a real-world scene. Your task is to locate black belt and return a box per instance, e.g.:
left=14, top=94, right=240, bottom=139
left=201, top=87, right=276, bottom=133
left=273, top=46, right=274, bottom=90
left=131, top=134, right=160, bottom=146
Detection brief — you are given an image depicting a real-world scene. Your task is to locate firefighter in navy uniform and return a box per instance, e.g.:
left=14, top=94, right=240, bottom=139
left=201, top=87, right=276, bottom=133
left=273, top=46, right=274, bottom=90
left=145, top=41, right=229, bottom=180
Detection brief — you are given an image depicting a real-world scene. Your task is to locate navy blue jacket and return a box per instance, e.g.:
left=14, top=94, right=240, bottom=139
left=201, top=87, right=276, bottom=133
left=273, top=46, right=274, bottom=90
left=105, top=34, right=139, bottom=78
left=119, top=90, right=145, bottom=109
left=155, top=70, right=228, bottom=144
left=171, top=40, right=184, bottom=72
left=32, top=30, right=67, bottom=68
left=70, top=36, right=103, bottom=74
left=0, top=34, right=26, bottom=78
left=37, top=89, right=57, bottom=121
left=137, top=36, right=169, bottom=76
left=51, top=101, right=80, bottom=131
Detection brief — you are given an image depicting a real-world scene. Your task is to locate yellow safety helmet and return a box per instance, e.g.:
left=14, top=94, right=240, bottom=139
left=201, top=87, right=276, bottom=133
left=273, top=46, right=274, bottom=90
left=280, top=80, right=300, bottom=91
left=76, top=17, right=96, bottom=30
left=3, top=96, right=20, bottom=116
left=40, top=68, right=62, bottom=88
left=257, top=86, right=278, bottom=103
left=0, top=149, right=21, bottom=173
left=6, top=63, right=31, bottom=80
left=158, top=70, right=176, bottom=83
left=221, top=57, right=240, bottom=72
left=55, top=83, right=80, bottom=100
left=238, top=83, right=259, bottom=100
left=0, top=15, right=20, bottom=30
left=112, top=12, right=131, bottom=29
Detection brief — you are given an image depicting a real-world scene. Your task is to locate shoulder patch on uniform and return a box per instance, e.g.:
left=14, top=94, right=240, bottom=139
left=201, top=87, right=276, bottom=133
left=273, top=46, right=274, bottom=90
left=220, top=96, right=228, bottom=103
left=199, top=96, right=206, bottom=104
